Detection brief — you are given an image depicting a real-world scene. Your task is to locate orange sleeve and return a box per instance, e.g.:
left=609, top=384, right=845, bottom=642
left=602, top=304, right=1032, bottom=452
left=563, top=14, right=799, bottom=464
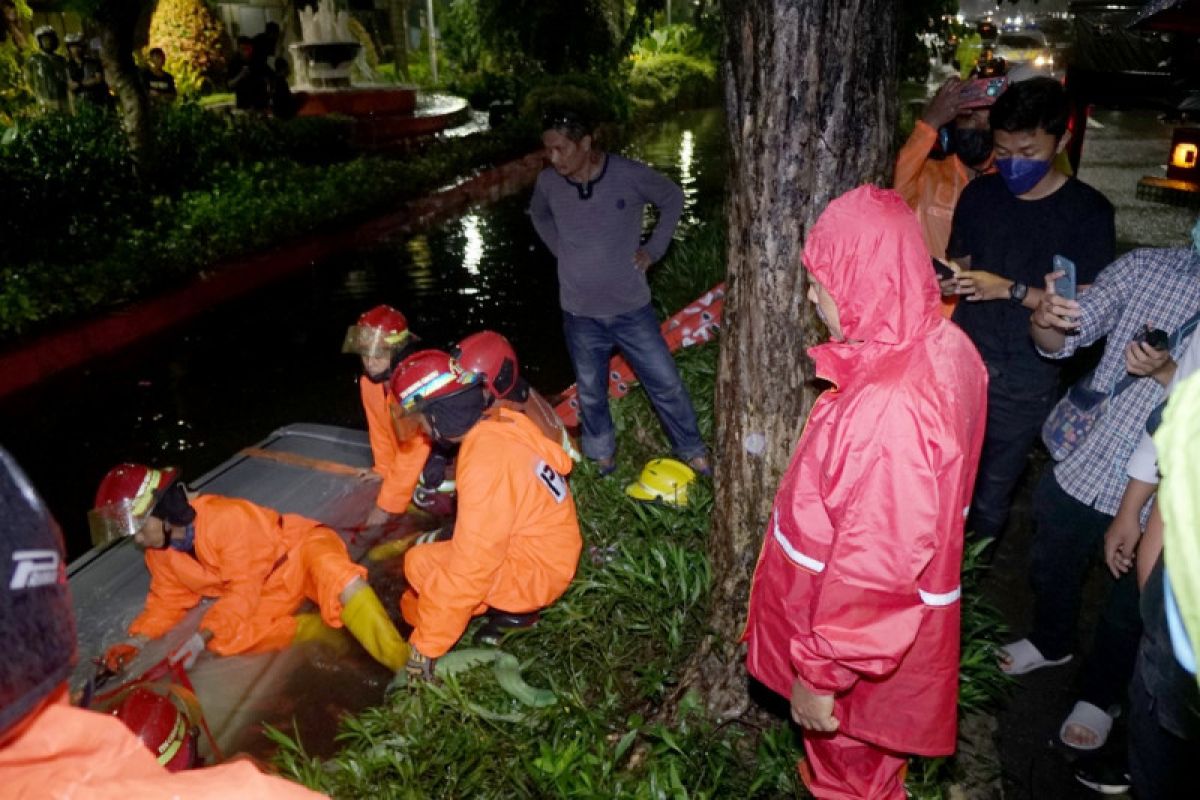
left=893, top=120, right=938, bottom=209
left=410, top=441, right=515, bottom=657
left=376, top=433, right=432, bottom=514
left=128, top=554, right=203, bottom=640
left=196, top=501, right=298, bottom=655
left=359, top=376, right=396, bottom=478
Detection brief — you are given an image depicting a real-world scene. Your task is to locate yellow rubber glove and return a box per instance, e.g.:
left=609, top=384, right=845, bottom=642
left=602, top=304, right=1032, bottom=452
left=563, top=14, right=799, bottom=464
left=341, top=585, right=410, bottom=672
left=293, top=612, right=350, bottom=657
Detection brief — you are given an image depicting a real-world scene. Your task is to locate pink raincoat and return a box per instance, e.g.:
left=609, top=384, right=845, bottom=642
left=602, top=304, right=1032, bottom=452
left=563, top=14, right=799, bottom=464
left=743, top=186, right=987, bottom=757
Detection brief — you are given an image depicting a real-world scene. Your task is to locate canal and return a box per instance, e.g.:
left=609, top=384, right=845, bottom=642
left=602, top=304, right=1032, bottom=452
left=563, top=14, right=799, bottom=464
left=0, top=108, right=729, bottom=562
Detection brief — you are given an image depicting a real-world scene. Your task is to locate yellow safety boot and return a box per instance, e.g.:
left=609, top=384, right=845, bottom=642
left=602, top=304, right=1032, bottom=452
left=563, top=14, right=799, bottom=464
left=340, top=584, right=410, bottom=671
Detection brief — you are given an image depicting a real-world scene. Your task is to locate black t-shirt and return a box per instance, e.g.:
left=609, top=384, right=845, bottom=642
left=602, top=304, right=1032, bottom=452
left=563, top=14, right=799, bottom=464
left=141, top=68, right=176, bottom=99
left=948, top=173, right=1115, bottom=392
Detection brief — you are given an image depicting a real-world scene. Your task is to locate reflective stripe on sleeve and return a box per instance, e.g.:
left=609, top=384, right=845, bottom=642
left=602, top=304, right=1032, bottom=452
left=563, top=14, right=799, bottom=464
left=918, top=586, right=961, bottom=606
left=772, top=514, right=826, bottom=573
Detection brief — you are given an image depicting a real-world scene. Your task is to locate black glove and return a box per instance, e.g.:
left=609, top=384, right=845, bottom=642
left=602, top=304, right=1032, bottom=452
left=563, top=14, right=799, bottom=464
left=405, top=647, right=435, bottom=683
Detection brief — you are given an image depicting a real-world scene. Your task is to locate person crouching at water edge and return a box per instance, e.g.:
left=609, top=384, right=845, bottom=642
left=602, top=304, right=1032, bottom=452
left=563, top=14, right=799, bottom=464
left=742, top=186, right=988, bottom=800
left=387, top=350, right=582, bottom=679
left=0, top=448, right=326, bottom=799
left=92, top=463, right=410, bottom=675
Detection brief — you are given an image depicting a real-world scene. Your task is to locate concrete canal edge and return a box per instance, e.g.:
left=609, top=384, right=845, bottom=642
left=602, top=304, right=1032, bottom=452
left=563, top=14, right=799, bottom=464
left=0, top=150, right=547, bottom=400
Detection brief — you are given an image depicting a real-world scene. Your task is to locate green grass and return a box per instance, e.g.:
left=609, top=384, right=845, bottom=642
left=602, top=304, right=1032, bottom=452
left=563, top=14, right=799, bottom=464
left=270, top=226, right=1009, bottom=798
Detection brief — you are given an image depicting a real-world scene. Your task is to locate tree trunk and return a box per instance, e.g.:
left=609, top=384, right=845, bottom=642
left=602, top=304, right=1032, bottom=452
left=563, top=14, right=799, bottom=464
left=679, top=0, right=898, bottom=721
left=389, top=0, right=409, bottom=79
left=93, top=1, right=153, bottom=167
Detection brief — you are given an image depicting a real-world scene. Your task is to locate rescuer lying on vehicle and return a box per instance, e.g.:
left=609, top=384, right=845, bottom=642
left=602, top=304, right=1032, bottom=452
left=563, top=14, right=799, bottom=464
left=387, top=350, right=583, bottom=678
left=92, top=463, right=410, bottom=674
left=0, top=448, right=327, bottom=799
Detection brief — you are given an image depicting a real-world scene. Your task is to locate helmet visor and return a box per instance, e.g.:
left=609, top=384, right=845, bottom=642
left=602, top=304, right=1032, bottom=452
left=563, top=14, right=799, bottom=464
left=389, top=400, right=426, bottom=442
left=342, top=325, right=410, bottom=359
left=87, top=499, right=148, bottom=548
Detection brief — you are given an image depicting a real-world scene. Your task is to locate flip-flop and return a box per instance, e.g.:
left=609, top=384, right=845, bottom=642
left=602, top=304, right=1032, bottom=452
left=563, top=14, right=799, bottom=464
left=1060, top=700, right=1114, bottom=751
left=997, top=638, right=1073, bottom=676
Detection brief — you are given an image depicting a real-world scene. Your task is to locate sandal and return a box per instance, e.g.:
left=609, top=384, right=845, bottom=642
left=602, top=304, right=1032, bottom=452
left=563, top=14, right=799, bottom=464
left=687, top=455, right=713, bottom=477
left=997, top=638, right=1073, bottom=676
left=1060, top=700, right=1114, bottom=751
left=594, top=457, right=617, bottom=477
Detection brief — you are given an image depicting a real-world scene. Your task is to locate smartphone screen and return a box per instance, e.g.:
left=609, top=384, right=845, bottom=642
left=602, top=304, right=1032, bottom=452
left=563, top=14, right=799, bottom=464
left=1052, top=254, right=1077, bottom=301
left=932, top=256, right=956, bottom=281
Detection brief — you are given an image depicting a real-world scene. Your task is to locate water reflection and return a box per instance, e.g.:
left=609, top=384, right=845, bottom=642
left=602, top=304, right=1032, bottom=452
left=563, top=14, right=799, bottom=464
left=462, top=213, right=484, bottom=276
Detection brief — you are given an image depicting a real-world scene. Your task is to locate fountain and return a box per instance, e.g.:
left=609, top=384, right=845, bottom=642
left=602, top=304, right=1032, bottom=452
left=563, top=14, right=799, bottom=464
left=287, top=0, right=469, bottom=146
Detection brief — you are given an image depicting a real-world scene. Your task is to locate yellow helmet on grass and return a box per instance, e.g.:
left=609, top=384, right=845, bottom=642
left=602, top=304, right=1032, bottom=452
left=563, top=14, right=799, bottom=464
left=625, top=458, right=696, bottom=507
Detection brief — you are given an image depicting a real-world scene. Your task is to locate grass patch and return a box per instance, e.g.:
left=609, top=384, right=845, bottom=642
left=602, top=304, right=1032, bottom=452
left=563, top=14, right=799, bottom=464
left=270, top=225, right=1009, bottom=798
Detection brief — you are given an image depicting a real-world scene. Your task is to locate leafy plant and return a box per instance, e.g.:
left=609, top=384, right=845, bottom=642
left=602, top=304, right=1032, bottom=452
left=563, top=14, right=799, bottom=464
left=147, top=0, right=231, bottom=96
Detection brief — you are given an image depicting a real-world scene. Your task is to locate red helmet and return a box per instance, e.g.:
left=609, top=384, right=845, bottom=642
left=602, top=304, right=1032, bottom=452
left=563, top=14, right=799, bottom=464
left=88, top=463, right=179, bottom=548
left=112, top=687, right=198, bottom=772
left=388, top=349, right=480, bottom=412
left=342, top=305, right=412, bottom=359
left=454, top=331, right=519, bottom=399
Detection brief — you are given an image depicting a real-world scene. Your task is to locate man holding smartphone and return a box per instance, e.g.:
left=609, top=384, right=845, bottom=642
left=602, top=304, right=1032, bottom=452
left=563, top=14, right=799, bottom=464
left=1009, top=230, right=1200, bottom=754
left=943, top=77, right=1115, bottom=547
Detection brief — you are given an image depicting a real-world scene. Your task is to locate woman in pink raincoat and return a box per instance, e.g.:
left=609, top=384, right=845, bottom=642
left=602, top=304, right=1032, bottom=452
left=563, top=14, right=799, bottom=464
left=743, top=186, right=988, bottom=800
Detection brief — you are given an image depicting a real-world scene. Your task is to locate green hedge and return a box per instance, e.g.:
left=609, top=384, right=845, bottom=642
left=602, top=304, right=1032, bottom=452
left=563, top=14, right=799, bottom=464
left=0, top=105, right=538, bottom=341
left=628, top=53, right=719, bottom=114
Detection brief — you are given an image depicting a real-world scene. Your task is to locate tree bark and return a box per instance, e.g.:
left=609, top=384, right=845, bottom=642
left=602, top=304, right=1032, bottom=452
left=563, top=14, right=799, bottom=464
left=388, top=0, right=410, bottom=79
left=679, top=0, right=898, bottom=721
left=93, top=1, right=153, bottom=166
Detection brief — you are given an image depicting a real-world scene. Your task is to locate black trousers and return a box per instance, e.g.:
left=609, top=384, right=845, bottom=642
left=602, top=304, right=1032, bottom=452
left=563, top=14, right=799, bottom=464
left=968, top=366, right=1055, bottom=542
left=1029, top=470, right=1143, bottom=710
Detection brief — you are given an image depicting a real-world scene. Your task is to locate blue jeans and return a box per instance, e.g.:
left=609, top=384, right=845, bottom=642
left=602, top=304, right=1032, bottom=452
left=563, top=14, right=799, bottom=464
left=562, top=304, right=705, bottom=463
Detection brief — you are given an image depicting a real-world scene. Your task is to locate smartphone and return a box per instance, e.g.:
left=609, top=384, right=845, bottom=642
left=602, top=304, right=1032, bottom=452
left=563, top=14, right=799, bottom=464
left=1133, top=325, right=1170, bottom=351
left=932, top=256, right=957, bottom=281
left=1052, top=254, right=1077, bottom=301
left=959, top=76, right=1008, bottom=109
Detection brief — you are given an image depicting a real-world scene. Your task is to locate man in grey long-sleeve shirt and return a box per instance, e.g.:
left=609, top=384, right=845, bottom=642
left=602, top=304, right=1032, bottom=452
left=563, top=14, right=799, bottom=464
left=530, top=109, right=709, bottom=475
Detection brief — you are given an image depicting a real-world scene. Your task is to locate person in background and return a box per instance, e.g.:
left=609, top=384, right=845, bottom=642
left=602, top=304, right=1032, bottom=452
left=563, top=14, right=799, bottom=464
left=894, top=75, right=1000, bottom=317
left=530, top=107, right=709, bottom=477
left=743, top=186, right=988, bottom=800
left=65, top=32, right=110, bottom=107
left=24, top=25, right=69, bottom=112
left=141, top=47, right=176, bottom=104
left=388, top=350, right=581, bottom=676
left=229, top=36, right=271, bottom=113
left=92, top=463, right=410, bottom=675
left=944, top=76, right=1115, bottom=546
left=0, top=447, right=327, bottom=799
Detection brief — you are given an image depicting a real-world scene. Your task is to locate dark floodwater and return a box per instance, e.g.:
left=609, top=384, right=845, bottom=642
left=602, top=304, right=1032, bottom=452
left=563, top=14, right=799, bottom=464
left=0, top=109, right=728, bottom=562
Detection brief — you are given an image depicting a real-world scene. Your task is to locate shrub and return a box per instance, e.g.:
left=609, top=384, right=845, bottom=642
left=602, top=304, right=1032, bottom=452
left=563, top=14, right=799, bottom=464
left=147, top=0, right=231, bottom=96
left=519, top=72, right=631, bottom=129
left=627, top=53, right=718, bottom=113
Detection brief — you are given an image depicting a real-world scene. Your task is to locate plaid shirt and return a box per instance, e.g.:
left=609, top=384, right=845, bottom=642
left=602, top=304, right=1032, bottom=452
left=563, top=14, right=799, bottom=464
left=1040, top=248, right=1200, bottom=516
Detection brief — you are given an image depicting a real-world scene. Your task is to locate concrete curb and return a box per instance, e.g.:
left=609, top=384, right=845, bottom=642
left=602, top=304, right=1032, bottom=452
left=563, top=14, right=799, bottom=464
left=0, top=150, right=546, bottom=400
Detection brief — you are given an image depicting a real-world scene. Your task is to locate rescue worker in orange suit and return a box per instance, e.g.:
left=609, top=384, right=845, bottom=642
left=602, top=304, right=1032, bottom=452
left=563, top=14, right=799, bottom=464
left=894, top=76, right=1000, bottom=317
left=0, top=447, right=326, bottom=799
left=743, top=186, right=988, bottom=800
left=387, top=350, right=582, bottom=676
left=91, top=463, right=410, bottom=674
left=342, top=304, right=442, bottom=523
left=453, top=329, right=580, bottom=459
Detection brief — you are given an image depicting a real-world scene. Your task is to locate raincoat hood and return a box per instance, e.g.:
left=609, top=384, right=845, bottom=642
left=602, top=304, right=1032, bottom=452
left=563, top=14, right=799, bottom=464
left=803, top=186, right=940, bottom=370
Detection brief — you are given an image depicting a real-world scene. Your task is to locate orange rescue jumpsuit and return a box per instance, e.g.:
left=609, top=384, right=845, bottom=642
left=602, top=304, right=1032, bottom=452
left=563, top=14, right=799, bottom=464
left=129, top=495, right=365, bottom=656
left=401, top=407, right=581, bottom=657
left=361, top=376, right=433, bottom=513
left=0, top=690, right=325, bottom=799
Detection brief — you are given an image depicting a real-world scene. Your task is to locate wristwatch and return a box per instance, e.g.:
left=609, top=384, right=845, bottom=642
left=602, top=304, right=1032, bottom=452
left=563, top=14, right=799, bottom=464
left=1008, top=281, right=1029, bottom=304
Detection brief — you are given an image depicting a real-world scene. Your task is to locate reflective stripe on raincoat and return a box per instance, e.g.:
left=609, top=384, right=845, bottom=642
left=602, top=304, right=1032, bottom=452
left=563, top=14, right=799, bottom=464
left=360, top=376, right=433, bottom=513
left=129, top=495, right=365, bottom=656
left=402, top=407, right=581, bottom=657
left=0, top=692, right=326, bottom=799
left=743, top=186, right=988, bottom=757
